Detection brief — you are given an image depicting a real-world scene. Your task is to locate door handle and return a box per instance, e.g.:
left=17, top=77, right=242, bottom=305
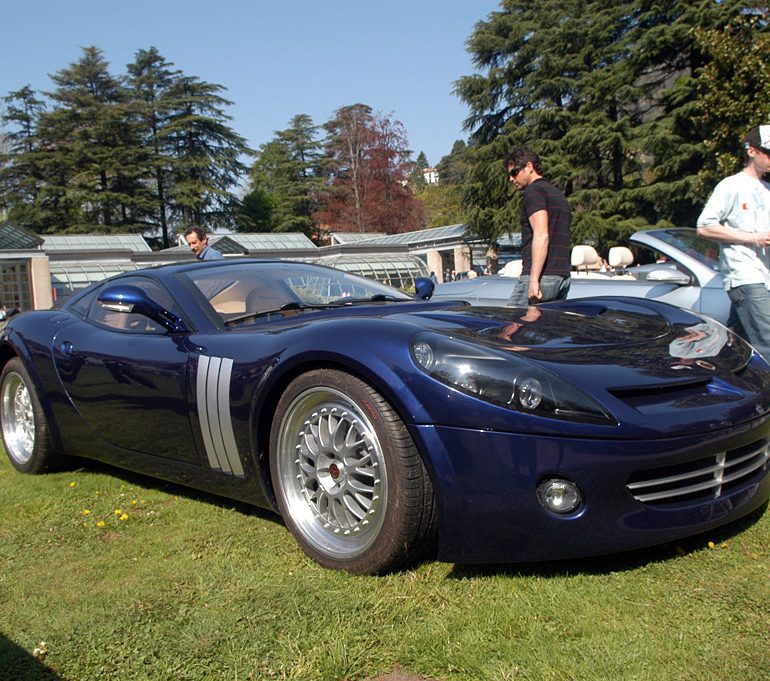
left=60, top=341, right=74, bottom=357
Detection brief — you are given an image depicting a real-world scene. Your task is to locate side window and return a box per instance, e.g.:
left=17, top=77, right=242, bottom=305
left=68, top=285, right=101, bottom=318
left=87, top=276, right=181, bottom=334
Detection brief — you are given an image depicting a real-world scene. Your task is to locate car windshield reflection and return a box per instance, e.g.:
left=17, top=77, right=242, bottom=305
left=182, top=262, right=412, bottom=323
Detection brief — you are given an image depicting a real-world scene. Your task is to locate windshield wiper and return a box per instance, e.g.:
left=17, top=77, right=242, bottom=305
left=335, top=294, right=406, bottom=304
left=224, top=301, right=341, bottom=326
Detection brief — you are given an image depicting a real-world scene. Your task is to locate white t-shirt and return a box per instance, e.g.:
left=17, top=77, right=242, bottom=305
left=697, top=171, right=770, bottom=290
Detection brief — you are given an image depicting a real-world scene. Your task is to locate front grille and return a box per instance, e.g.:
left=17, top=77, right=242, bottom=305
left=627, top=439, right=770, bottom=505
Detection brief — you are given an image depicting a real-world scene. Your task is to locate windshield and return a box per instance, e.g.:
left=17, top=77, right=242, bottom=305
left=646, top=228, right=720, bottom=273
left=182, top=261, right=412, bottom=323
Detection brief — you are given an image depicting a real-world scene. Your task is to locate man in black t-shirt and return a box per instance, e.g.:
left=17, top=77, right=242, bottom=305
left=505, top=147, right=572, bottom=306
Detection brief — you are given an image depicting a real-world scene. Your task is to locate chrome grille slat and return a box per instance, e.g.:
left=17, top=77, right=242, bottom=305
left=627, top=462, right=725, bottom=490
left=627, top=440, right=769, bottom=505
left=722, top=452, right=769, bottom=482
left=724, top=443, right=769, bottom=469
left=632, top=478, right=723, bottom=503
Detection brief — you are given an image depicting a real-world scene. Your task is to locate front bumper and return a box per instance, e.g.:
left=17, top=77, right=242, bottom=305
left=412, top=415, right=770, bottom=564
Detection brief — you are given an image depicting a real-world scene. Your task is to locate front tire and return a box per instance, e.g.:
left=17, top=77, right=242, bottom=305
left=270, top=369, right=436, bottom=574
left=1, top=358, right=56, bottom=473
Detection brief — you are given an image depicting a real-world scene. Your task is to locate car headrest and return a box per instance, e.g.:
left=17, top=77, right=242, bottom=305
left=608, top=246, right=634, bottom=268
left=571, top=245, right=600, bottom=268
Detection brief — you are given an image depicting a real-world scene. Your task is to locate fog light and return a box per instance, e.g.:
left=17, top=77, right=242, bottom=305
left=537, top=478, right=582, bottom=514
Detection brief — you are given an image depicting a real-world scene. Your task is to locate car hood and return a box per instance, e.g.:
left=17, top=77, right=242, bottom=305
left=395, top=297, right=752, bottom=383
left=387, top=298, right=770, bottom=436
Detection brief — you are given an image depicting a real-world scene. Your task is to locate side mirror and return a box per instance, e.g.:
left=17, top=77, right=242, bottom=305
left=646, top=268, right=691, bottom=285
left=414, top=277, right=435, bottom=300
left=97, top=285, right=188, bottom=333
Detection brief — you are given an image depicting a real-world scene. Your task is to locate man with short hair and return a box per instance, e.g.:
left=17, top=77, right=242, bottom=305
left=697, top=125, right=770, bottom=358
left=185, top=226, right=224, bottom=260
left=505, top=147, right=572, bottom=306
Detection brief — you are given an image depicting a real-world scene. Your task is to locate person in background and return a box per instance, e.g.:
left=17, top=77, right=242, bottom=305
left=697, top=125, right=770, bottom=359
left=505, top=146, right=572, bottom=306
left=185, top=226, right=224, bottom=260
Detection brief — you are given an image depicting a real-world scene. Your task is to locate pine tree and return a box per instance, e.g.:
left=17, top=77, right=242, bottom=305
left=247, top=114, right=322, bottom=235
left=40, top=46, right=149, bottom=232
left=456, top=0, right=761, bottom=253
left=163, top=75, right=250, bottom=230
left=125, top=47, right=183, bottom=248
left=693, top=7, right=770, bottom=189
left=411, top=151, right=429, bottom=186
left=0, top=86, right=48, bottom=226
left=2, top=46, right=252, bottom=237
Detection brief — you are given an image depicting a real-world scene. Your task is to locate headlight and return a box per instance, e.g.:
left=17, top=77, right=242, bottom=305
left=410, top=332, right=615, bottom=424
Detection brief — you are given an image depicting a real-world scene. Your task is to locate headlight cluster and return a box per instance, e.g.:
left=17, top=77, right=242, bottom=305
left=410, top=332, right=615, bottom=424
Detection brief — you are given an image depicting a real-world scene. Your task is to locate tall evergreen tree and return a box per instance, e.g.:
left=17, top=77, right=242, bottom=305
left=436, top=140, right=471, bottom=186
left=693, top=7, right=770, bottom=188
left=39, top=46, right=149, bottom=232
left=411, top=150, right=429, bottom=186
left=456, top=0, right=762, bottom=253
left=163, top=75, right=250, bottom=230
left=246, top=114, right=322, bottom=235
left=125, top=47, right=182, bottom=248
left=0, top=86, right=47, bottom=225
left=1, top=46, right=251, bottom=238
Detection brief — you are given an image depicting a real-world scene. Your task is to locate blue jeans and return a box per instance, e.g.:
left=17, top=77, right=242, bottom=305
left=727, top=284, right=770, bottom=360
left=507, top=275, right=571, bottom=307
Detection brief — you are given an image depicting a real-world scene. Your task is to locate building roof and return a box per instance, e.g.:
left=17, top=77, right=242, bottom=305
left=41, top=234, right=152, bottom=252
left=0, top=222, right=45, bottom=250
left=170, top=232, right=316, bottom=254
left=225, top=232, right=316, bottom=250
left=351, top=224, right=468, bottom=247
left=329, top=232, right=385, bottom=245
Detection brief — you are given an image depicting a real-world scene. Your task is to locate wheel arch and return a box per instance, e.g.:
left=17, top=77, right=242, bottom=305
left=0, top=339, right=65, bottom=455
left=252, top=354, right=440, bottom=517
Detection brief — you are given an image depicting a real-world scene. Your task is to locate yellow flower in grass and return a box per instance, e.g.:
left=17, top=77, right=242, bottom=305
left=114, top=509, right=123, bottom=516
left=96, top=521, right=105, bottom=527
left=119, top=514, right=129, bottom=522
left=32, top=641, right=49, bottom=659
left=68, top=482, right=76, bottom=488
left=708, top=541, right=716, bottom=549
left=81, top=509, right=91, bottom=516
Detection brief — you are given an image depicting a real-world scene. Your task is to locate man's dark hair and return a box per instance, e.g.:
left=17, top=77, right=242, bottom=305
left=184, top=226, right=206, bottom=240
left=504, top=147, right=544, bottom=175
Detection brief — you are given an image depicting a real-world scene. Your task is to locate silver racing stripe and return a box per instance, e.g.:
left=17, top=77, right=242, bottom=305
left=196, top=355, right=244, bottom=477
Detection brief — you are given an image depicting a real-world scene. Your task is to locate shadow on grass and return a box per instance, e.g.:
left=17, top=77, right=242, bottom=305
left=60, top=458, right=768, bottom=580
left=447, top=501, right=769, bottom=579
left=66, top=458, right=282, bottom=527
left=0, top=634, right=62, bottom=680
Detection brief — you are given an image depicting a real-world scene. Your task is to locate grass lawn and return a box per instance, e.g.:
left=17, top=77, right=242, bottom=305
left=0, top=452, right=768, bottom=681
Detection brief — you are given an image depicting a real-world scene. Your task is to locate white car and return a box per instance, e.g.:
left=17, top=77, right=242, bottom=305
left=432, top=228, right=730, bottom=323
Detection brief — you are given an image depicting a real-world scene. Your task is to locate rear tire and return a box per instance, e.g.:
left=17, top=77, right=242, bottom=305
left=270, top=369, right=436, bottom=574
left=1, top=358, right=57, bottom=474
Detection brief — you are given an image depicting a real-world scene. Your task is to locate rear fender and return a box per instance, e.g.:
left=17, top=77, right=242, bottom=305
left=0, top=329, right=67, bottom=455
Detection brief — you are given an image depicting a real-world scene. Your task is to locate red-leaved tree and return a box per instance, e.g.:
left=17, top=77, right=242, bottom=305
left=314, top=103, right=424, bottom=235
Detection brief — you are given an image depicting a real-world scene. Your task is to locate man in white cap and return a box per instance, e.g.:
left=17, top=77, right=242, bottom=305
left=697, top=125, right=770, bottom=358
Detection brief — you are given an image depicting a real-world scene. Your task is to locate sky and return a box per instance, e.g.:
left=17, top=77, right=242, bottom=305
left=1, top=0, right=501, bottom=168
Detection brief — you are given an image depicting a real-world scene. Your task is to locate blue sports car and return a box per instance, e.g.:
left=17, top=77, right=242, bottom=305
left=1, top=260, right=769, bottom=574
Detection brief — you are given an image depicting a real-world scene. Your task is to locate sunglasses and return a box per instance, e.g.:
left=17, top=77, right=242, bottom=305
left=508, top=166, right=523, bottom=178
